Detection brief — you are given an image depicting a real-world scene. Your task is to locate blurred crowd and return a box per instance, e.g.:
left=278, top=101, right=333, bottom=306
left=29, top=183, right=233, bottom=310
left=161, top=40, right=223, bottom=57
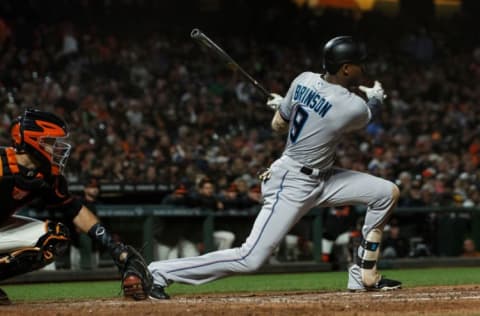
left=0, top=1, right=480, bottom=260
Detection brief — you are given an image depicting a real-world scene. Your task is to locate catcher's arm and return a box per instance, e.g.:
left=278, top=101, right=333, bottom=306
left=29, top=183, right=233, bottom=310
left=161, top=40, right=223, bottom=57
left=85, top=221, right=153, bottom=300
left=75, top=208, right=152, bottom=300
left=44, top=175, right=152, bottom=300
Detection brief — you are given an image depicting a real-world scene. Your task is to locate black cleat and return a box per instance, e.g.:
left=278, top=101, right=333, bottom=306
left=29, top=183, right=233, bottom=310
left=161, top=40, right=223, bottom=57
left=349, top=277, right=402, bottom=292
left=0, top=288, right=11, bottom=305
left=368, top=277, right=402, bottom=291
left=149, top=285, right=170, bottom=300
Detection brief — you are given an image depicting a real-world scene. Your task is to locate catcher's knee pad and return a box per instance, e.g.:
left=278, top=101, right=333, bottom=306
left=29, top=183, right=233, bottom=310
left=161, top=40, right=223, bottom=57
left=36, top=221, right=70, bottom=257
left=0, top=221, right=69, bottom=281
left=356, top=228, right=382, bottom=286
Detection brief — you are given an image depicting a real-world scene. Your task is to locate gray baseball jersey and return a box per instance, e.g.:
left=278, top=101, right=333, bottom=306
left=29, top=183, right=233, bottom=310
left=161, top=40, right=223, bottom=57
left=279, top=71, right=371, bottom=170
left=149, top=71, right=397, bottom=292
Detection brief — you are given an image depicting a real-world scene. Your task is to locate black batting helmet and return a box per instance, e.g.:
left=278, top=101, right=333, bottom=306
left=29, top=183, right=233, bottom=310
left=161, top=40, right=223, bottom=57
left=323, top=36, right=367, bottom=74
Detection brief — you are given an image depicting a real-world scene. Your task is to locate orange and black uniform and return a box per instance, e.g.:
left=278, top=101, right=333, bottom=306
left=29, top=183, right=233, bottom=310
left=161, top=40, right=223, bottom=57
left=0, top=146, right=126, bottom=267
left=0, top=147, right=82, bottom=224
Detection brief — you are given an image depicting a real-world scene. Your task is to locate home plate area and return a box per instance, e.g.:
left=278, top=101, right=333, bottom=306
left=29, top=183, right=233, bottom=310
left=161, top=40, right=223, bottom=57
left=4, top=285, right=480, bottom=316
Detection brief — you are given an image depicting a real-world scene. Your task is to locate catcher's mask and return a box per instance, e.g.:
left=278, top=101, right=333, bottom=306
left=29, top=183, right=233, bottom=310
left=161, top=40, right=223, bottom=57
left=10, top=108, right=71, bottom=175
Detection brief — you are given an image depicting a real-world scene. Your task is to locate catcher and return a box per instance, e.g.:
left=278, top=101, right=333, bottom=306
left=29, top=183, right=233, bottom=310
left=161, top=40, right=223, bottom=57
left=0, top=108, right=152, bottom=304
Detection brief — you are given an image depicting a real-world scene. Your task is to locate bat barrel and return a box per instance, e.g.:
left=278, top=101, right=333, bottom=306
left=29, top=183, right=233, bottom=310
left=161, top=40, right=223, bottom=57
left=190, top=28, right=271, bottom=100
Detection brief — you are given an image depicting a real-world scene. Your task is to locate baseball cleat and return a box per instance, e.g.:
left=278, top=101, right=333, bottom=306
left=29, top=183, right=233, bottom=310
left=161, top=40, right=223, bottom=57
left=0, top=288, right=11, bottom=305
left=349, top=277, right=402, bottom=292
left=149, top=285, right=170, bottom=300
left=123, top=275, right=148, bottom=300
left=373, top=277, right=402, bottom=291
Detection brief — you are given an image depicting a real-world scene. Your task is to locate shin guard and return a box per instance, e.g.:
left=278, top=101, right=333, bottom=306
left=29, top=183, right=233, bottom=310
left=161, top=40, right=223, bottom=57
left=0, top=221, right=69, bottom=281
left=356, top=228, right=382, bottom=286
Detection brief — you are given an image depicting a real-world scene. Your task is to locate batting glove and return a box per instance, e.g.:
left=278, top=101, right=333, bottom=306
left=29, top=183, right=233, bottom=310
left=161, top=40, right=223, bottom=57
left=257, top=168, right=272, bottom=182
left=359, top=81, right=387, bottom=103
left=266, top=93, right=283, bottom=111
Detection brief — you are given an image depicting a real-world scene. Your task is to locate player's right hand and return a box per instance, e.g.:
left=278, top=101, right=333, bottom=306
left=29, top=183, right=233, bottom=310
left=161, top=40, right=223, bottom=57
left=266, top=93, right=283, bottom=111
left=359, top=81, right=387, bottom=103
left=257, top=168, right=272, bottom=182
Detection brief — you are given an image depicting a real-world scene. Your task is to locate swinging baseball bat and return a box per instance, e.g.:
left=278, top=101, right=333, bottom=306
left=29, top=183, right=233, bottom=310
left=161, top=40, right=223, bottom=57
left=190, top=28, right=271, bottom=99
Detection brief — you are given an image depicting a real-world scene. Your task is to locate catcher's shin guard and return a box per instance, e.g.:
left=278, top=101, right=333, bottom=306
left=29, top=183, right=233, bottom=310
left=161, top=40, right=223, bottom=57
left=0, top=221, right=69, bottom=281
left=356, top=228, right=382, bottom=287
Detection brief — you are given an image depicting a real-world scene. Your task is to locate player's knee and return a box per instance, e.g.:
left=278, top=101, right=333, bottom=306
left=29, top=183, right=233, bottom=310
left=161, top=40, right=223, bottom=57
left=391, top=184, right=400, bottom=204
left=37, top=221, right=70, bottom=257
left=373, top=182, right=399, bottom=208
left=241, top=256, right=265, bottom=272
left=237, top=245, right=270, bottom=272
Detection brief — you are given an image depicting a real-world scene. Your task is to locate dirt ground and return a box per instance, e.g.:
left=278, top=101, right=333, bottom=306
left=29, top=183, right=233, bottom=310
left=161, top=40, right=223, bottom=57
left=3, top=285, right=480, bottom=316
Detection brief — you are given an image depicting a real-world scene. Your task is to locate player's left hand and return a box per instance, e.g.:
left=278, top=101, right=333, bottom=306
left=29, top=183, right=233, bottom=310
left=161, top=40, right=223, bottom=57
left=359, top=81, right=387, bottom=103
left=266, top=93, right=283, bottom=111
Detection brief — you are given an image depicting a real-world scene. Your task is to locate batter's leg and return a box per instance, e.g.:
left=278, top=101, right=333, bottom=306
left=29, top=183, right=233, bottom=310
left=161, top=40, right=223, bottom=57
left=318, top=168, right=400, bottom=290
left=149, top=169, right=317, bottom=288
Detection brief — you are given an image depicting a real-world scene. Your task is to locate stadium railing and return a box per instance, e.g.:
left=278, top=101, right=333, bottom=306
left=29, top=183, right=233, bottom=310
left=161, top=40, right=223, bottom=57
left=17, top=205, right=480, bottom=263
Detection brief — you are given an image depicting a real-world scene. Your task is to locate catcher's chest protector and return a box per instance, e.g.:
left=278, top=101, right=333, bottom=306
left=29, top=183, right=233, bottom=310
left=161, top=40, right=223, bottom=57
left=0, top=147, right=41, bottom=223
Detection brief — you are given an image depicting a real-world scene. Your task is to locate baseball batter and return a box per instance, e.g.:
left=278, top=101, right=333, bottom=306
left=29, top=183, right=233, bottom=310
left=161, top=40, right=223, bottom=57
left=148, top=36, right=401, bottom=299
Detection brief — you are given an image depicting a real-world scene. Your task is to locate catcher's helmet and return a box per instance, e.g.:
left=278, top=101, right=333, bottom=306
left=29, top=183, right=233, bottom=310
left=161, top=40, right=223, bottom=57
left=10, top=108, right=71, bottom=175
left=323, top=36, right=367, bottom=74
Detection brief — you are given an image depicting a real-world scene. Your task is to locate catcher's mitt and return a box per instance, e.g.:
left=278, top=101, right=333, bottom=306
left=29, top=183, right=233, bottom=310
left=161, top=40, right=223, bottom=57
left=120, top=245, right=153, bottom=300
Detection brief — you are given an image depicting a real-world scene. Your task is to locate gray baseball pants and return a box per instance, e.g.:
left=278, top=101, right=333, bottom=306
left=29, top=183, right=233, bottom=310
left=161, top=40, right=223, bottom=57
left=149, top=155, right=397, bottom=287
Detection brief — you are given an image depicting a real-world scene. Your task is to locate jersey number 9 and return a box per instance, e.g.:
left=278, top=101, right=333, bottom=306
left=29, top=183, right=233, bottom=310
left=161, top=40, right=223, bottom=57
left=290, top=106, right=309, bottom=143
